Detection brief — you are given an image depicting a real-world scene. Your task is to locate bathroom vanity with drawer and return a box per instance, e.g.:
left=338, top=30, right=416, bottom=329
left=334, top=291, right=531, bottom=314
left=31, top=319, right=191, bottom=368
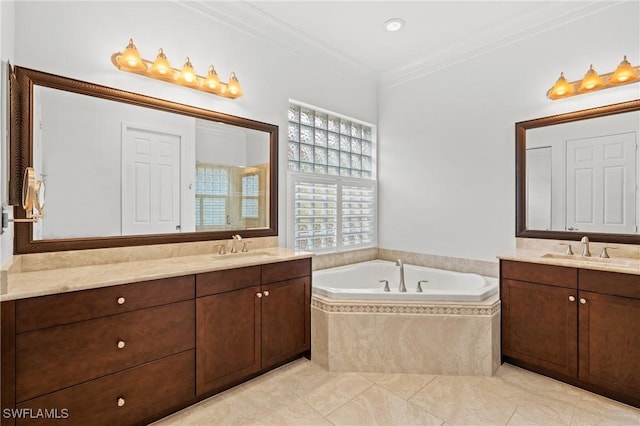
left=500, top=258, right=640, bottom=408
left=0, top=251, right=311, bottom=426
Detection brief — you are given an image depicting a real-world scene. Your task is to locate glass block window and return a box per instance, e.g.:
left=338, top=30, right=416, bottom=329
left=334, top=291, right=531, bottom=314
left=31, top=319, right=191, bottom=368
left=241, top=174, right=259, bottom=219
left=288, top=103, right=375, bottom=179
left=195, top=164, right=229, bottom=229
left=288, top=101, right=376, bottom=252
left=342, top=185, right=376, bottom=247
left=289, top=174, right=376, bottom=252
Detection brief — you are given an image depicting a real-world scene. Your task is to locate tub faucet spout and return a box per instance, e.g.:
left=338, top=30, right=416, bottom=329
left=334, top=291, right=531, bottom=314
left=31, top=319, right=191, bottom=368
left=395, top=259, right=407, bottom=292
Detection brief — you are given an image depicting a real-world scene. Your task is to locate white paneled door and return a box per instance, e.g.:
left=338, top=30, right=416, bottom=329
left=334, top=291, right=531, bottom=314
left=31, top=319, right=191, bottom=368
left=122, top=125, right=182, bottom=235
left=566, top=132, right=637, bottom=233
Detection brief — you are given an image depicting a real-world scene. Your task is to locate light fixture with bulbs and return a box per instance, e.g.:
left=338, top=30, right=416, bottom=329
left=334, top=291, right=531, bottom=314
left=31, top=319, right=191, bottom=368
left=111, top=39, right=243, bottom=99
left=547, top=56, right=639, bottom=100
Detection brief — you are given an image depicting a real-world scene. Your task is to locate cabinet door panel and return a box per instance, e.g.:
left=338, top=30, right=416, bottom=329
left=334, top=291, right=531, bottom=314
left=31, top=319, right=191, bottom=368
left=262, top=277, right=310, bottom=369
left=502, top=279, right=578, bottom=377
left=196, top=286, right=261, bottom=395
left=579, top=290, right=640, bottom=397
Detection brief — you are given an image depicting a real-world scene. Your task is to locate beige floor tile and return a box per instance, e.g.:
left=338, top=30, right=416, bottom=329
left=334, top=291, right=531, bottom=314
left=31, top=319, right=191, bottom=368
left=570, top=393, right=640, bottom=426
left=277, top=362, right=341, bottom=397
left=300, top=373, right=374, bottom=416
left=327, top=384, right=444, bottom=426
left=199, top=390, right=273, bottom=425
left=478, top=372, right=578, bottom=424
left=507, top=403, right=573, bottom=426
left=151, top=402, right=217, bottom=425
left=409, top=375, right=518, bottom=426
left=249, top=398, right=333, bottom=426
left=152, top=360, right=640, bottom=426
left=494, top=364, right=584, bottom=406
left=359, top=372, right=437, bottom=399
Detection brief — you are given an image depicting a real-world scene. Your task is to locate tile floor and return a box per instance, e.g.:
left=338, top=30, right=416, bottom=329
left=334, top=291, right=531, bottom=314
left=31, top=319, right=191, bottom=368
left=153, top=359, right=640, bottom=426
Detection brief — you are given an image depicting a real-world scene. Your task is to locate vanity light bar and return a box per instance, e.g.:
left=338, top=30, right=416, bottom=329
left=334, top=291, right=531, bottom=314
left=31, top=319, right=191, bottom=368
left=111, top=39, right=243, bottom=99
left=547, top=56, right=640, bottom=100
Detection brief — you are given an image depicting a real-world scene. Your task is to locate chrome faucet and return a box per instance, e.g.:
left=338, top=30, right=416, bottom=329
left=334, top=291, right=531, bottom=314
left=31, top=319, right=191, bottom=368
left=395, top=259, right=407, bottom=292
left=231, top=234, right=242, bottom=253
left=581, top=236, right=591, bottom=257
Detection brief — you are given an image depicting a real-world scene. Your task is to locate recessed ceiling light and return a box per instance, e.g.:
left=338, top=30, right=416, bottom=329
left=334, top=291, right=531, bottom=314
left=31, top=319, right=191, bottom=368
left=384, top=18, right=405, bottom=32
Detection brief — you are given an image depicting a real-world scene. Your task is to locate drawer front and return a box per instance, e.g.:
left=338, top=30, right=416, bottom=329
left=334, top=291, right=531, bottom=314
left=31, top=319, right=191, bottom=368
left=262, top=258, right=311, bottom=284
left=196, top=266, right=261, bottom=297
left=16, top=300, right=194, bottom=402
left=501, top=260, right=577, bottom=289
left=16, top=275, right=195, bottom=333
left=16, top=350, right=195, bottom=426
left=579, top=269, right=640, bottom=299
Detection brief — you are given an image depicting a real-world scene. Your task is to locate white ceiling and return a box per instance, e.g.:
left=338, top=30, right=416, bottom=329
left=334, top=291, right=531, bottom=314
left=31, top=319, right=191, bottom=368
left=179, top=1, right=623, bottom=87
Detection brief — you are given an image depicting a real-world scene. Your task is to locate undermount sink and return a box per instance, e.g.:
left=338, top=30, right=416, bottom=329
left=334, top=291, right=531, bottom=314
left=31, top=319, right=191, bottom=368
left=211, top=251, right=278, bottom=260
left=541, top=253, right=637, bottom=268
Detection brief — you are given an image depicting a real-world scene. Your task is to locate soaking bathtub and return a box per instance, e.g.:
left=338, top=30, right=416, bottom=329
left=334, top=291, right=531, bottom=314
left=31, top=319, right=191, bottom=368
left=311, top=259, right=501, bottom=375
left=312, top=260, right=498, bottom=302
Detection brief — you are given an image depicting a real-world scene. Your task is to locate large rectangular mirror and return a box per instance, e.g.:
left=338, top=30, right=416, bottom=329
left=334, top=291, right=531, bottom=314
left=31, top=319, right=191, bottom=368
left=9, top=66, right=278, bottom=253
left=516, top=99, right=640, bottom=243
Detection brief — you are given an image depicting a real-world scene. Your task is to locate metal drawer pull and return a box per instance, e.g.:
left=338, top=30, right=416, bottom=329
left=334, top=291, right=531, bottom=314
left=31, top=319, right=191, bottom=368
left=117, top=340, right=126, bottom=349
left=117, top=397, right=125, bottom=407
left=569, top=295, right=576, bottom=302
left=263, top=291, right=270, bottom=297
left=256, top=292, right=263, bottom=298
left=117, top=297, right=126, bottom=305
left=580, top=298, right=587, bottom=304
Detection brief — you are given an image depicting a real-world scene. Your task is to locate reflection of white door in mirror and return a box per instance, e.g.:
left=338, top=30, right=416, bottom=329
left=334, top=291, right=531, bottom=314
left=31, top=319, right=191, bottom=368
left=122, top=125, right=183, bottom=235
left=566, top=133, right=637, bottom=234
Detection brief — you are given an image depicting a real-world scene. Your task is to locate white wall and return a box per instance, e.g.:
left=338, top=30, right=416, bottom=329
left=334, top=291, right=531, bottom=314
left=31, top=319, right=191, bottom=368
left=2, top=0, right=377, bottom=255
left=378, top=2, right=640, bottom=262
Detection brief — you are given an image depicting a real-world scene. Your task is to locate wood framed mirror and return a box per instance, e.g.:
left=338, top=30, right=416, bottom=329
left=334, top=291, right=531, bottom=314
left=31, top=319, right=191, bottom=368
left=516, top=99, right=640, bottom=243
left=9, top=65, right=278, bottom=254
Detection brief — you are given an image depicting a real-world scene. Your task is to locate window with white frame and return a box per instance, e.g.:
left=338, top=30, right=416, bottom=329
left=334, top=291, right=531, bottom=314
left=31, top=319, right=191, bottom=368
left=288, top=102, right=376, bottom=252
left=195, top=164, right=229, bottom=230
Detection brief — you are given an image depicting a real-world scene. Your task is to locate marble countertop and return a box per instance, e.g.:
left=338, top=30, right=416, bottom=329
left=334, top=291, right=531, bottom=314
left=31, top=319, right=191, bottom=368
left=1, top=247, right=313, bottom=302
left=498, top=249, right=640, bottom=275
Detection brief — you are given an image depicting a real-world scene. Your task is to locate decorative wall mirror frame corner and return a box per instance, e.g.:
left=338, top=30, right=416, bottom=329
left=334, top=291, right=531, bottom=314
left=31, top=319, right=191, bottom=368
left=516, top=98, right=640, bottom=244
left=9, top=65, right=278, bottom=254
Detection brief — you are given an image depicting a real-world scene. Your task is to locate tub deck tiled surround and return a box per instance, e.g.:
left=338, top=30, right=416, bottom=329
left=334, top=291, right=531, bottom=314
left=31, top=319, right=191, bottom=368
left=152, top=358, right=640, bottom=426
left=312, top=294, right=501, bottom=376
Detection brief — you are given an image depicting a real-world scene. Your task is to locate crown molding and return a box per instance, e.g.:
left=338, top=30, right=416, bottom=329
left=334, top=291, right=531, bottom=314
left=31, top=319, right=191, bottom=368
left=173, top=0, right=376, bottom=81
left=173, top=1, right=626, bottom=91
left=379, top=1, right=624, bottom=90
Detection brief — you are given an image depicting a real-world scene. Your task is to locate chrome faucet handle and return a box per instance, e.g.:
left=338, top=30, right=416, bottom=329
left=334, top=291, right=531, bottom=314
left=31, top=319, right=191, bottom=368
left=599, top=247, right=617, bottom=258
left=559, top=243, right=573, bottom=255
left=242, top=241, right=253, bottom=252
left=580, top=236, right=591, bottom=257
left=215, top=244, right=226, bottom=255
left=230, top=234, right=242, bottom=253
left=380, top=280, right=390, bottom=292
left=417, top=280, right=428, bottom=293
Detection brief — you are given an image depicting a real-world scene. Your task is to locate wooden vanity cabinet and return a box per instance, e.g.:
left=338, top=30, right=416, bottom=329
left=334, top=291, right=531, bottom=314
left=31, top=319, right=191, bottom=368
left=578, top=269, right=640, bottom=401
left=1, top=275, right=196, bottom=426
left=196, top=258, right=311, bottom=397
left=196, top=266, right=262, bottom=395
left=261, top=260, right=311, bottom=369
left=1, top=257, right=312, bottom=425
left=500, top=260, right=640, bottom=408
